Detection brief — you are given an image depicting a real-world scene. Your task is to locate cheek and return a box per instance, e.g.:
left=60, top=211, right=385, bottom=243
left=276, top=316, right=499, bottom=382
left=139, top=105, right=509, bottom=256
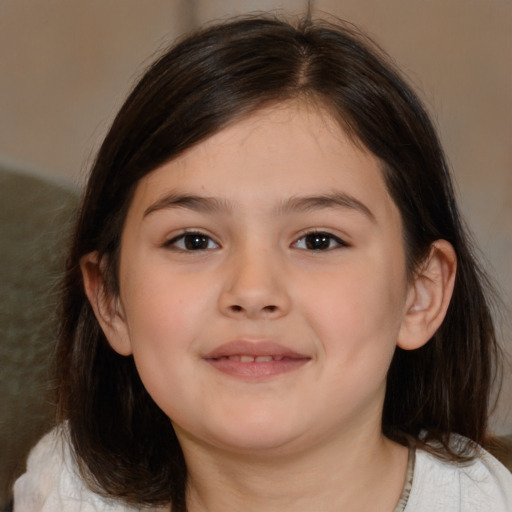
left=302, top=254, right=407, bottom=360
left=120, top=282, right=207, bottom=422
left=121, top=259, right=210, bottom=338
left=119, top=267, right=211, bottom=383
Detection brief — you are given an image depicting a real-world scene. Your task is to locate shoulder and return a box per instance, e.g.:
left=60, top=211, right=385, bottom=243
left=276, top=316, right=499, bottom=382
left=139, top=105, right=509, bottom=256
left=13, top=426, right=151, bottom=512
left=406, top=436, right=512, bottom=512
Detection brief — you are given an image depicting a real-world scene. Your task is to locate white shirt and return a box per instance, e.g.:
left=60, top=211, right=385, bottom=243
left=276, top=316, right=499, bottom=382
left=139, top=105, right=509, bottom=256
left=405, top=444, right=512, bottom=511
left=14, top=427, right=512, bottom=511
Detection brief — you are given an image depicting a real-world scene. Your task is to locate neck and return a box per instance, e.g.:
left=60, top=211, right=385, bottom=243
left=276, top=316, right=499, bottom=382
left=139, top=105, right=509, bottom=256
left=178, top=425, right=408, bottom=512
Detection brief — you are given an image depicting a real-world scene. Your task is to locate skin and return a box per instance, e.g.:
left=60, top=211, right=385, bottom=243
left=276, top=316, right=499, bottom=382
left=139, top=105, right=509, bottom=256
left=83, top=101, right=456, bottom=511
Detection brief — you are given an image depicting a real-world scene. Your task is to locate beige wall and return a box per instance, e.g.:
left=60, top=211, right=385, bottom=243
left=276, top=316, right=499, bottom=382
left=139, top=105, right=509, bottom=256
left=1, top=0, right=511, bottom=431
left=0, top=0, right=194, bottom=184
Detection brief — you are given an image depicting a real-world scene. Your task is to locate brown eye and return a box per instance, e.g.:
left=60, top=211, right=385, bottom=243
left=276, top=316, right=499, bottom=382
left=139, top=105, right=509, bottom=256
left=167, top=232, right=219, bottom=251
left=294, top=232, right=346, bottom=251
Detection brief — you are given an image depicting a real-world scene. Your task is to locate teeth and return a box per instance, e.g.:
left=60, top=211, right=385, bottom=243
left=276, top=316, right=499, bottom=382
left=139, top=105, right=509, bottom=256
left=255, top=355, right=273, bottom=362
left=227, top=355, right=276, bottom=363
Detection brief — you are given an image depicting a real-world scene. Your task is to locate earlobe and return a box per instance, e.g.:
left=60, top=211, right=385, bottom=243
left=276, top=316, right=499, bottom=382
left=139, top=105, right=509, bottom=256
left=397, top=240, right=457, bottom=351
left=80, top=251, right=133, bottom=356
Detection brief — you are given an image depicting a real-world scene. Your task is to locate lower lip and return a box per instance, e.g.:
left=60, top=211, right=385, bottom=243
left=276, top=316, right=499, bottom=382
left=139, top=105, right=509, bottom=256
left=205, top=357, right=310, bottom=379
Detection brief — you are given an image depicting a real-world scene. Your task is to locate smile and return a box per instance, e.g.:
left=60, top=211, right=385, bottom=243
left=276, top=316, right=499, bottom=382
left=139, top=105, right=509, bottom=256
left=204, top=340, right=310, bottom=379
left=221, top=355, right=295, bottom=362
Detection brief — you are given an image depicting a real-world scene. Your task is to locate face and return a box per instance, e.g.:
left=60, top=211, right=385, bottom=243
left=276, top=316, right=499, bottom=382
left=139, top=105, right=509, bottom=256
left=101, top=103, right=413, bottom=456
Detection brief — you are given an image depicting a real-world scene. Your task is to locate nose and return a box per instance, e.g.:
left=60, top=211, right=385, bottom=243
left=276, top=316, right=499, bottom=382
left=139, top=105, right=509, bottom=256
left=218, top=245, right=291, bottom=320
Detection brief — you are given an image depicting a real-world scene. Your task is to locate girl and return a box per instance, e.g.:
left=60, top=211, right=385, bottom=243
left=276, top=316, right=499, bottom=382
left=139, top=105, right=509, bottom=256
left=14, top=15, right=512, bottom=512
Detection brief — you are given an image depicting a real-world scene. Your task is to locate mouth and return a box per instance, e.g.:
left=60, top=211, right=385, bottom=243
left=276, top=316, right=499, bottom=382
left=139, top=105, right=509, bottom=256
left=216, top=354, right=297, bottom=362
left=204, top=340, right=310, bottom=379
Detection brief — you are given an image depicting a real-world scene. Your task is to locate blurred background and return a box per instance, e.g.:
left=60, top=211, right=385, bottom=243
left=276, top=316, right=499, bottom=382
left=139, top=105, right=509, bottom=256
left=0, top=0, right=510, bottom=506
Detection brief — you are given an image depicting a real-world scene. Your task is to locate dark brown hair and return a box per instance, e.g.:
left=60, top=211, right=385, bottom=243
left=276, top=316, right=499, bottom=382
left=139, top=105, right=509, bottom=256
left=56, top=15, right=500, bottom=510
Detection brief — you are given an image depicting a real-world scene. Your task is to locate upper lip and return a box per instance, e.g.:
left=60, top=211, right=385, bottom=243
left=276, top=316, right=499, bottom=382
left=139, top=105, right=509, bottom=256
left=204, top=340, right=310, bottom=360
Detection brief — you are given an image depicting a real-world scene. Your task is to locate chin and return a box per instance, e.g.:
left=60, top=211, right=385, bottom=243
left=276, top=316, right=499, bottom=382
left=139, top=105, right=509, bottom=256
left=212, top=430, right=303, bottom=456
left=183, top=412, right=307, bottom=456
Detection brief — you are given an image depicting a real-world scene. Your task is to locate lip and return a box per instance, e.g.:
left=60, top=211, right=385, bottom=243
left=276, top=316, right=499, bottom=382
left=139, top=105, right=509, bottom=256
left=204, top=340, right=308, bottom=360
left=203, top=340, right=311, bottom=379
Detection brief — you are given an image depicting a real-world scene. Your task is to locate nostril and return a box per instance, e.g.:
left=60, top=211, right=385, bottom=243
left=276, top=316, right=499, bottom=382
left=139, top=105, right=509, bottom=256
left=228, top=304, right=278, bottom=314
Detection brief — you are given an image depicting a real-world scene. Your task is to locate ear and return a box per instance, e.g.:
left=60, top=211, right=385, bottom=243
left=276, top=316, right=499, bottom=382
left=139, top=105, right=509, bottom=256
left=397, top=240, right=457, bottom=350
left=80, top=251, right=133, bottom=356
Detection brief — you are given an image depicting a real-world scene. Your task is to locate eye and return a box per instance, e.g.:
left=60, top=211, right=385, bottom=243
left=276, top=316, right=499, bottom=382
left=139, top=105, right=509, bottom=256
left=293, top=231, right=347, bottom=251
left=165, top=232, right=219, bottom=251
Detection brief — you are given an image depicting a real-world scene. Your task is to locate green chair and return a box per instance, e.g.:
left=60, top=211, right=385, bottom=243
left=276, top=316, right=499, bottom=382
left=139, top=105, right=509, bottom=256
left=0, top=166, right=77, bottom=510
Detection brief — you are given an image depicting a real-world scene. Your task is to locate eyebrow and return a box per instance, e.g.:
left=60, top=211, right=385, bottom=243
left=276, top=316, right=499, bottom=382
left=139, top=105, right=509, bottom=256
left=143, top=191, right=376, bottom=222
left=143, top=194, right=231, bottom=217
left=277, top=193, right=376, bottom=223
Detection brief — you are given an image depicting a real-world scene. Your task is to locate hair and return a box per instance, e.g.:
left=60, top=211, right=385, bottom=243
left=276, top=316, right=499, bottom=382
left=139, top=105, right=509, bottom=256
left=55, top=14, right=501, bottom=510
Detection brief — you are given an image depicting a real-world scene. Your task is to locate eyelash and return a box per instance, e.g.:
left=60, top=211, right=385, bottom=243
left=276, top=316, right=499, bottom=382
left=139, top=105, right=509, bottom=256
left=164, top=231, right=219, bottom=251
left=164, top=230, right=347, bottom=252
left=293, top=231, right=348, bottom=251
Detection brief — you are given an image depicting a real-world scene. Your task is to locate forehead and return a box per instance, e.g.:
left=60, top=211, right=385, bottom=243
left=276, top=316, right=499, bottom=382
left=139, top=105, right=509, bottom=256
left=128, top=101, right=399, bottom=225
